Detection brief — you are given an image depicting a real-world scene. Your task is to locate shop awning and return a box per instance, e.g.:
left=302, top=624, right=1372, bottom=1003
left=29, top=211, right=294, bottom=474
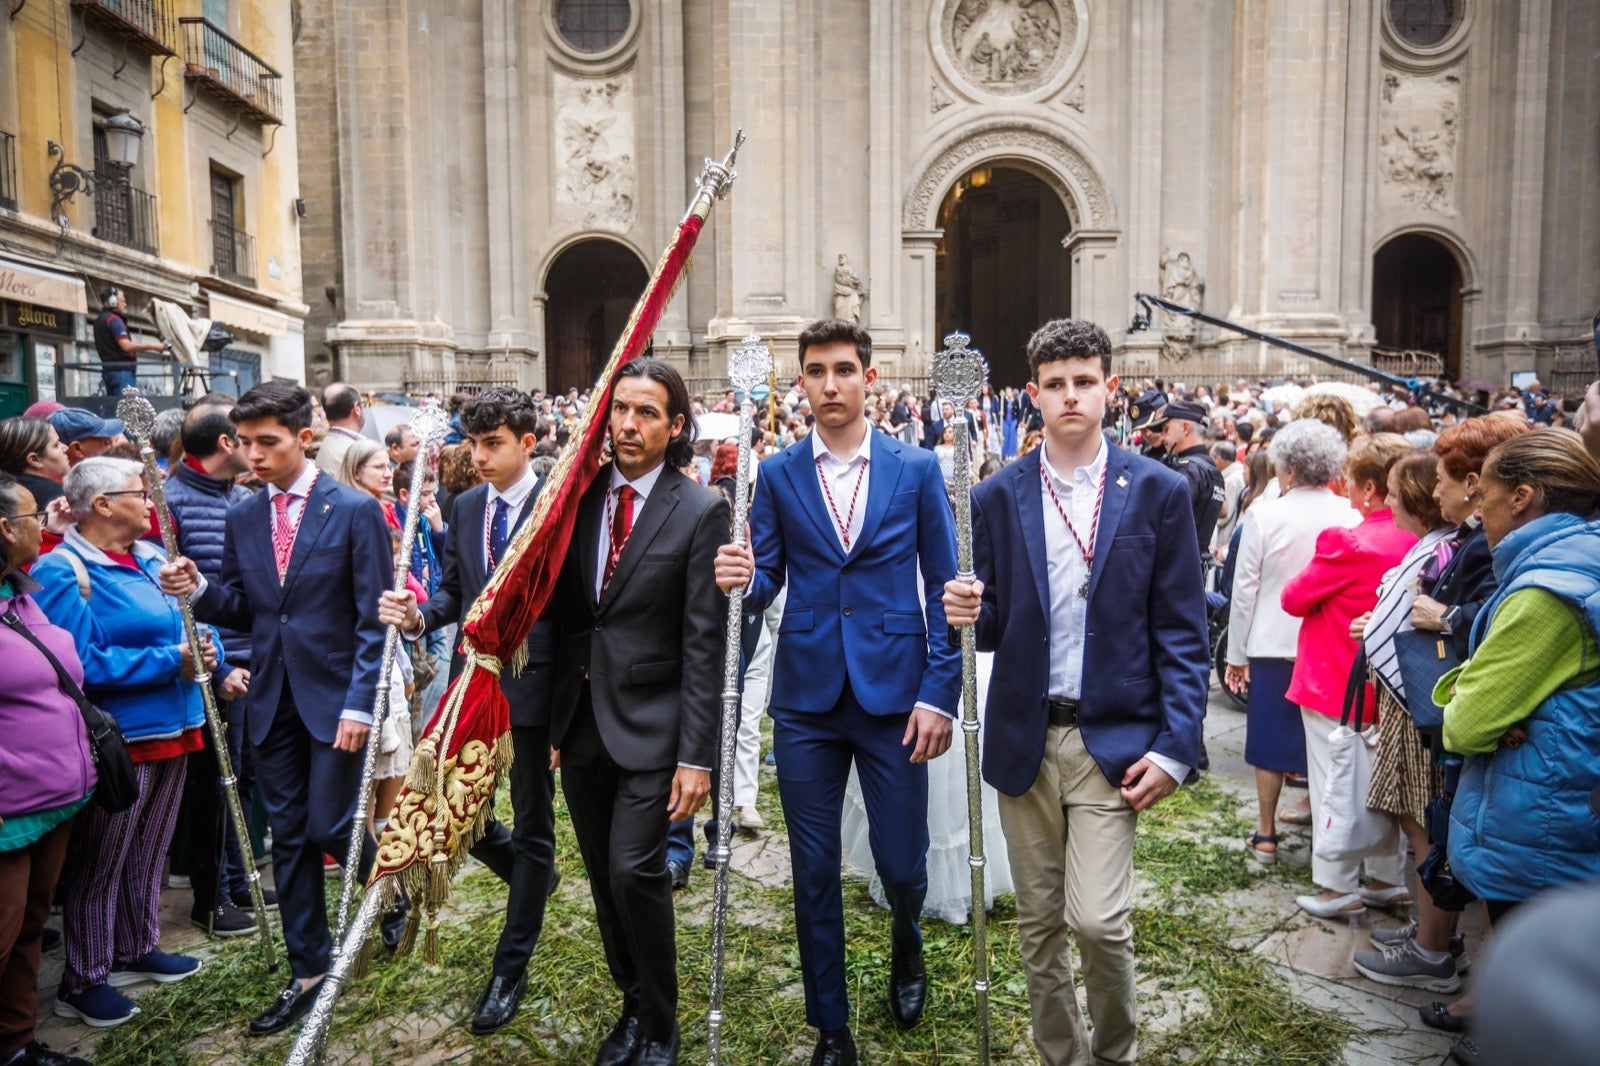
left=0, top=254, right=88, bottom=315
left=205, top=290, right=289, bottom=338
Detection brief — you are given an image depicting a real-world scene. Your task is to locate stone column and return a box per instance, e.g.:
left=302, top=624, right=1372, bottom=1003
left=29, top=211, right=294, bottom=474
left=1064, top=230, right=1123, bottom=340
left=899, top=229, right=942, bottom=377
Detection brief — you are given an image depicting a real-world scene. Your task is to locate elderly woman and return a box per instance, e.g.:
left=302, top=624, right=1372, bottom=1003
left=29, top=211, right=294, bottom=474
left=1227, top=420, right=1358, bottom=865
left=340, top=438, right=400, bottom=529
left=30, top=458, right=219, bottom=1027
left=1280, top=434, right=1416, bottom=917
left=1440, top=432, right=1600, bottom=920
left=0, top=477, right=96, bottom=1066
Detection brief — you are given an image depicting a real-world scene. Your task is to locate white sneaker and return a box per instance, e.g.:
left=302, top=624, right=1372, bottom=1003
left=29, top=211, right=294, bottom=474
left=735, top=805, right=765, bottom=831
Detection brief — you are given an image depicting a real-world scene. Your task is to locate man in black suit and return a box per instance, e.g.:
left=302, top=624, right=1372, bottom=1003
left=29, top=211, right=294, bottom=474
left=380, top=387, right=558, bottom=1034
left=549, top=358, right=728, bottom=1066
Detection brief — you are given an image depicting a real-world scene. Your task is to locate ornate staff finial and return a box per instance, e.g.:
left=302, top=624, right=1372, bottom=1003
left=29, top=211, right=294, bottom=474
left=697, top=129, right=747, bottom=202
left=408, top=402, right=450, bottom=447
left=727, top=330, right=772, bottom=394
left=116, top=386, right=157, bottom=441
left=932, top=330, right=989, bottom=408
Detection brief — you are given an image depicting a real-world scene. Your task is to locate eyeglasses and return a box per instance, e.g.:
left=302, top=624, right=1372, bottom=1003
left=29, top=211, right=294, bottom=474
left=6, top=510, right=48, bottom=524
left=102, top=490, right=153, bottom=501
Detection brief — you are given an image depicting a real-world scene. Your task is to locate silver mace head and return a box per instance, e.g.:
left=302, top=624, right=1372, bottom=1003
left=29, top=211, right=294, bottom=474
left=932, top=330, right=989, bottom=408
left=728, top=331, right=772, bottom=395
left=408, top=402, right=450, bottom=448
left=116, top=386, right=158, bottom=444
left=698, top=129, right=747, bottom=202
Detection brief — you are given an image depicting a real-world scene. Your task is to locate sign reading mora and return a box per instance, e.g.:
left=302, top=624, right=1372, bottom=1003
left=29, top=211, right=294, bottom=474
left=2, top=300, right=76, bottom=337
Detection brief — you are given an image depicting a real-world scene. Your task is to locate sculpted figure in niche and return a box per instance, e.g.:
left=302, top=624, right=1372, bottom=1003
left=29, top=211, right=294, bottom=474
left=1159, top=249, right=1204, bottom=360
left=832, top=254, right=867, bottom=324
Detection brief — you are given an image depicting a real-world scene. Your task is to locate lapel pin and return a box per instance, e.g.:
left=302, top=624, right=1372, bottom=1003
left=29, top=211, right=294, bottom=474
left=322, top=504, right=331, bottom=513
left=1116, top=475, right=1129, bottom=488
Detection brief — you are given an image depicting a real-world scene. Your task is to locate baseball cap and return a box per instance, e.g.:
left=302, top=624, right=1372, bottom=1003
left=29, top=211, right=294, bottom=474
left=48, top=406, right=124, bottom=443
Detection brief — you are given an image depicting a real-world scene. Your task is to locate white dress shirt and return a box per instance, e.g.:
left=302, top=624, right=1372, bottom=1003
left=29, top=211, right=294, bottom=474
left=1040, top=439, right=1189, bottom=786
left=484, top=465, right=540, bottom=573
left=1227, top=485, right=1362, bottom=664
left=811, top=425, right=871, bottom=550
left=594, top=461, right=666, bottom=600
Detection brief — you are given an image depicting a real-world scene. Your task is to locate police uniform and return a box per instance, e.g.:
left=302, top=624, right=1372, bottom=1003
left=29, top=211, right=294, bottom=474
left=1146, top=399, right=1225, bottom=557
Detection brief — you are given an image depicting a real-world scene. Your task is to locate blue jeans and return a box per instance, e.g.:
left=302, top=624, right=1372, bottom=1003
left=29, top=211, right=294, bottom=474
left=102, top=367, right=138, bottom=395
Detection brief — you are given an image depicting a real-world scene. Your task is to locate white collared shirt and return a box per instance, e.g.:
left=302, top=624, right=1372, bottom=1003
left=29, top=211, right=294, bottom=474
left=1040, top=438, right=1189, bottom=786
left=594, top=461, right=666, bottom=600
left=484, top=465, right=539, bottom=572
left=811, top=424, right=872, bottom=550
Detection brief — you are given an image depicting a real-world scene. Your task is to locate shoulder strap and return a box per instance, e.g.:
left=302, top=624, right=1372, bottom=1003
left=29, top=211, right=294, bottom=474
left=1, top=607, right=94, bottom=713
left=56, top=544, right=91, bottom=602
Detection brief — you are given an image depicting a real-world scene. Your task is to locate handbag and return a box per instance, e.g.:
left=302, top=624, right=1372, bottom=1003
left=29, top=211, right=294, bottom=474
left=1313, top=650, right=1399, bottom=864
left=1390, top=628, right=1461, bottom=730
left=2, top=607, right=139, bottom=813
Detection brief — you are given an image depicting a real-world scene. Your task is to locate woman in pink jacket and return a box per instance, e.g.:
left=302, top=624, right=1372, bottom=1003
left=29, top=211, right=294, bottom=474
left=1282, top=432, right=1417, bottom=918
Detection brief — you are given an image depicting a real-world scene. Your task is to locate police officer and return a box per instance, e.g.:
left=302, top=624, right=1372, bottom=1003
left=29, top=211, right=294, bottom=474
left=1145, top=399, right=1225, bottom=557
left=93, top=287, right=168, bottom=395
left=1127, top=388, right=1169, bottom=459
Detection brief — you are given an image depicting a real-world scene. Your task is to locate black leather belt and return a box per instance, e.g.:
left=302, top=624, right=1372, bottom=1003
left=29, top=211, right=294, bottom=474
left=1047, top=698, right=1080, bottom=727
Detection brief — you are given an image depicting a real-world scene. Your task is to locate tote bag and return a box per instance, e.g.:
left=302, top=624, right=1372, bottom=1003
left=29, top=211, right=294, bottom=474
left=1314, top=651, right=1398, bottom=864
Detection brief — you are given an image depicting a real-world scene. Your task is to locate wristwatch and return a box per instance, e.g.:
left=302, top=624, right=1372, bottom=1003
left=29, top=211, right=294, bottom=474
left=1440, top=606, right=1461, bottom=635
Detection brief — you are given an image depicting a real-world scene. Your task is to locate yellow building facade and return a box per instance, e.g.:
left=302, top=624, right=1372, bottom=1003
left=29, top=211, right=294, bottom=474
left=0, top=0, right=305, bottom=417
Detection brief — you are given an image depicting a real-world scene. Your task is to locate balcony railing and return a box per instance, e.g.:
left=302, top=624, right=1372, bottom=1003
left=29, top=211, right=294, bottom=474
left=71, top=0, right=177, bottom=57
left=0, top=132, right=16, bottom=212
left=179, top=18, right=282, bottom=125
left=209, top=218, right=256, bottom=287
left=92, top=165, right=159, bottom=255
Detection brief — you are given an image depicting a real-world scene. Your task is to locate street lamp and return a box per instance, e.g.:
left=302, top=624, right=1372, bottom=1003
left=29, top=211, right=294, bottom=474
left=102, top=109, right=146, bottom=169
left=46, top=108, right=145, bottom=226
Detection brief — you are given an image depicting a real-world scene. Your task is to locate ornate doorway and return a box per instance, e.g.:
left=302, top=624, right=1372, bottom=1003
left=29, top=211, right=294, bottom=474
left=1372, top=233, right=1463, bottom=380
left=935, top=166, right=1071, bottom=388
left=544, top=238, right=649, bottom=392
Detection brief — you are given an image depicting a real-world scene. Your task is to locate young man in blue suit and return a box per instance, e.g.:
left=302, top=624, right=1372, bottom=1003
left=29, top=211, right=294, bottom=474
left=161, top=381, right=390, bottom=1037
left=944, top=319, right=1209, bottom=1066
left=716, top=319, right=960, bottom=1066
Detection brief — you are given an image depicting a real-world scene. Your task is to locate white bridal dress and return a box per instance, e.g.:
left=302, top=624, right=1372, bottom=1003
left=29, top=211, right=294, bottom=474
left=840, top=651, right=1013, bottom=923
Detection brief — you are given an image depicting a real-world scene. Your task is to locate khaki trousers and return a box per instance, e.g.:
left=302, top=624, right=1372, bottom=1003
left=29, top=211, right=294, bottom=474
left=998, top=725, right=1139, bottom=1066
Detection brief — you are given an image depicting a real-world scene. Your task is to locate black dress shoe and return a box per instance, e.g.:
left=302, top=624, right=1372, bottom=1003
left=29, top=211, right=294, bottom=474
left=593, top=1015, right=641, bottom=1066
left=469, top=972, right=527, bottom=1035
left=248, top=979, right=318, bottom=1036
left=380, top=895, right=411, bottom=951
left=667, top=860, right=689, bottom=891
left=633, top=1025, right=680, bottom=1066
left=888, top=946, right=928, bottom=1030
left=809, top=1028, right=859, bottom=1066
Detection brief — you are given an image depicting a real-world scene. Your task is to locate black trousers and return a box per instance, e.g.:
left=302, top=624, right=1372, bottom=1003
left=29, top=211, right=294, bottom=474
left=561, top=684, right=678, bottom=1043
left=483, top=722, right=558, bottom=977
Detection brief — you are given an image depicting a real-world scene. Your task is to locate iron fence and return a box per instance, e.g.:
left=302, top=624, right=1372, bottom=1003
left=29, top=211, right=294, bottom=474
left=71, top=0, right=177, bottom=55
left=0, top=131, right=15, bottom=212
left=92, top=165, right=159, bottom=255
left=179, top=18, right=283, bottom=124
left=209, top=218, right=257, bottom=286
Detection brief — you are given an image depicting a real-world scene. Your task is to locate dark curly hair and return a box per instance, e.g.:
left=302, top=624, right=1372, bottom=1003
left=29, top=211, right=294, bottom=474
left=1026, top=318, right=1112, bottom=379
left=612, top=358, right=697, bottom=470
left=460, top=387, right=539, bottom=439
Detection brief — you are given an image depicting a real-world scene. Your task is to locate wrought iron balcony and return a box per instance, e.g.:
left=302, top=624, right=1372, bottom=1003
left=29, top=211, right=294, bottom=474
left=70, top=0, right=177, bottom=57
left=179, top=18, right=282, bottom=125
left=209, top=218, right=257, bottom=287
left=0, top=132, right=16, bottom=212
left=92, top=164, right=159, bottom=255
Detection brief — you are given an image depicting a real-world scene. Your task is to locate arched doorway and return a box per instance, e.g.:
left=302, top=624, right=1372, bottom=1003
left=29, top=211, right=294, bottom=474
left=1372, top=233, right=1464, bottom=380
left=935, top=166, right=1072, bottom=388
left=544, top=238, right=649, bottom=392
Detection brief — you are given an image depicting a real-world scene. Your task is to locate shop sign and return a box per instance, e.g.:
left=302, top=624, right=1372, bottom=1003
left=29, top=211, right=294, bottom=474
left=2, top=300, right=75, bottom=337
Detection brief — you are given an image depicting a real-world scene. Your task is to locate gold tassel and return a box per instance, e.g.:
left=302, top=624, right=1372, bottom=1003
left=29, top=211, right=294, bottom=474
left=423, top=912, right=441, bottom=964
left=507, top=641, right=529, bottom=677
left=395, top=907, right=420, bottom=957
left=351, top=934, right=373, bottom=979
left=407, top=737, right=438, bottom=792
left=427, top=852, right=451, bottom=906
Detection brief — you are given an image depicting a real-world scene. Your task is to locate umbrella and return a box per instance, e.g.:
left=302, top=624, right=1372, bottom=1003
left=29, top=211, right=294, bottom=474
left=1303, top=380, right=1385, bottom=417
left=1259, top=383, right=1304, bottom=409
left=696, top=411, right=741, bottom=441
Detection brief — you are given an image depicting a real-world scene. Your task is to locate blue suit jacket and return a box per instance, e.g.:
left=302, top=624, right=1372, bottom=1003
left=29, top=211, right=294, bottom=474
left=195, top=471, right=392, bottom=746
left=746, top=431, right=961, bottom=717
left=969, top=440, right=1209, bottom=795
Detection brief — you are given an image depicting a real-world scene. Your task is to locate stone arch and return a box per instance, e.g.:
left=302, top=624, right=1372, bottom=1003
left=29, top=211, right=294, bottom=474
left=902, top=117, right=1117, bottom=232
left=1371, top=224, right=1477, bottom=380
left=1371, top=222, right=1477, bottom=289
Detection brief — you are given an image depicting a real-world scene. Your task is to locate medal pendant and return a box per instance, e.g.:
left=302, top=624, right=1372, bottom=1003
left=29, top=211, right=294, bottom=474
left=1078, top=575, right=1090, bottom=599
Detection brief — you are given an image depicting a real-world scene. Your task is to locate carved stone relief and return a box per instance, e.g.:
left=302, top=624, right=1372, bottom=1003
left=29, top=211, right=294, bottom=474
left=1377, top=69, right=1459, bottom=216
left=832, top=254, right=866, bottom=323
left=944, top=0, right=1078, bottom=96
left=903, top=122, right=1110, bottom=230
left=930, top=83, right=954, bottom=113
left=553, top=73, right=637, bottom=229
left=1064, top=83, right=1085, bottom=112
left=1159, top=247, right=1205, bottom=360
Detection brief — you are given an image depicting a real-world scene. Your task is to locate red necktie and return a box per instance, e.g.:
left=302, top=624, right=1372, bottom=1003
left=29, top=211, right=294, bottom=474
left=603, top=485, right=636, bottom=590
left=272, top=492, right=297, bottom=580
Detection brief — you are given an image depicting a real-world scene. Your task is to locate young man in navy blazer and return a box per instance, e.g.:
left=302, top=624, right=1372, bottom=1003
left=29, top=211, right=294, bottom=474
left=716, top=319, right=960, bottom=1066
left=944, top=319, right=1208, bottom=1066
left=161, top=381, right=390, bottom=1037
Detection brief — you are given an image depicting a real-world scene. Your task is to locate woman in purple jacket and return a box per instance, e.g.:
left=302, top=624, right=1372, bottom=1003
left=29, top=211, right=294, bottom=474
left=0, top=475, right=95, bottom=1066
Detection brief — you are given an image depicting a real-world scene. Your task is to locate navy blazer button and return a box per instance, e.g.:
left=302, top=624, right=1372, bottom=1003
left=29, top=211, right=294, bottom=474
left=842, top=606, right=853, bottom=616
left=280, top=615, right=289, bottom=624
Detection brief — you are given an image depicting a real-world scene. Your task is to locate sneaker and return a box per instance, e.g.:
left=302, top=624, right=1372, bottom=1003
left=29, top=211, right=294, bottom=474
left=736, top=805, right=766, bottom=831
left=323, top=854, right=341, bottom=878
left=108, top=949, right=203, bottom=988
left=232, top=886, right=279, bottom=912
left=17, top=1040, right=93, bottom=1066
left=54, top=984, right=139, bottom=1028
left=166, top=873, right=191, bottom=889
left=1369, top=921, right=1470, bottom=972
left=1353, top=938, right=1462, bottom=993
left=191, top=901, right=259, bottom=938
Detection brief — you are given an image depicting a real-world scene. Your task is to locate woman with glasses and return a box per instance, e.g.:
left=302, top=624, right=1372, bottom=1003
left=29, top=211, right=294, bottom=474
left=339, top=438, right=401, bottom=530
left=0, top=475, right=97, bottom=1066
left=30, top=458, right=222, bottom=1028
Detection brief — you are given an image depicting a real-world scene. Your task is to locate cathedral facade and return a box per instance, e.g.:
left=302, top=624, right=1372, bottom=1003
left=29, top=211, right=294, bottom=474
left=294, top=1, right=1599, bottom=396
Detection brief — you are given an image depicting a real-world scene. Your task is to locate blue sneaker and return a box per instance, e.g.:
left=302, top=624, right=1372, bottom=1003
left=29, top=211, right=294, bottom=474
left=53, top=983, right=139, bottom=1028
left=108, top=949, right=202, bottom=988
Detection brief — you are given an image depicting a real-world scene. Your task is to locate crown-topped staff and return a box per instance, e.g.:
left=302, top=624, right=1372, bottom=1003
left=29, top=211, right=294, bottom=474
left=931, top=332, right=993, bottom=1064
left=117, top=388, right=278, bottom=971
left=332, top=402, right=450, bottom=947
left=705, top=332, right=773, bottom=1066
